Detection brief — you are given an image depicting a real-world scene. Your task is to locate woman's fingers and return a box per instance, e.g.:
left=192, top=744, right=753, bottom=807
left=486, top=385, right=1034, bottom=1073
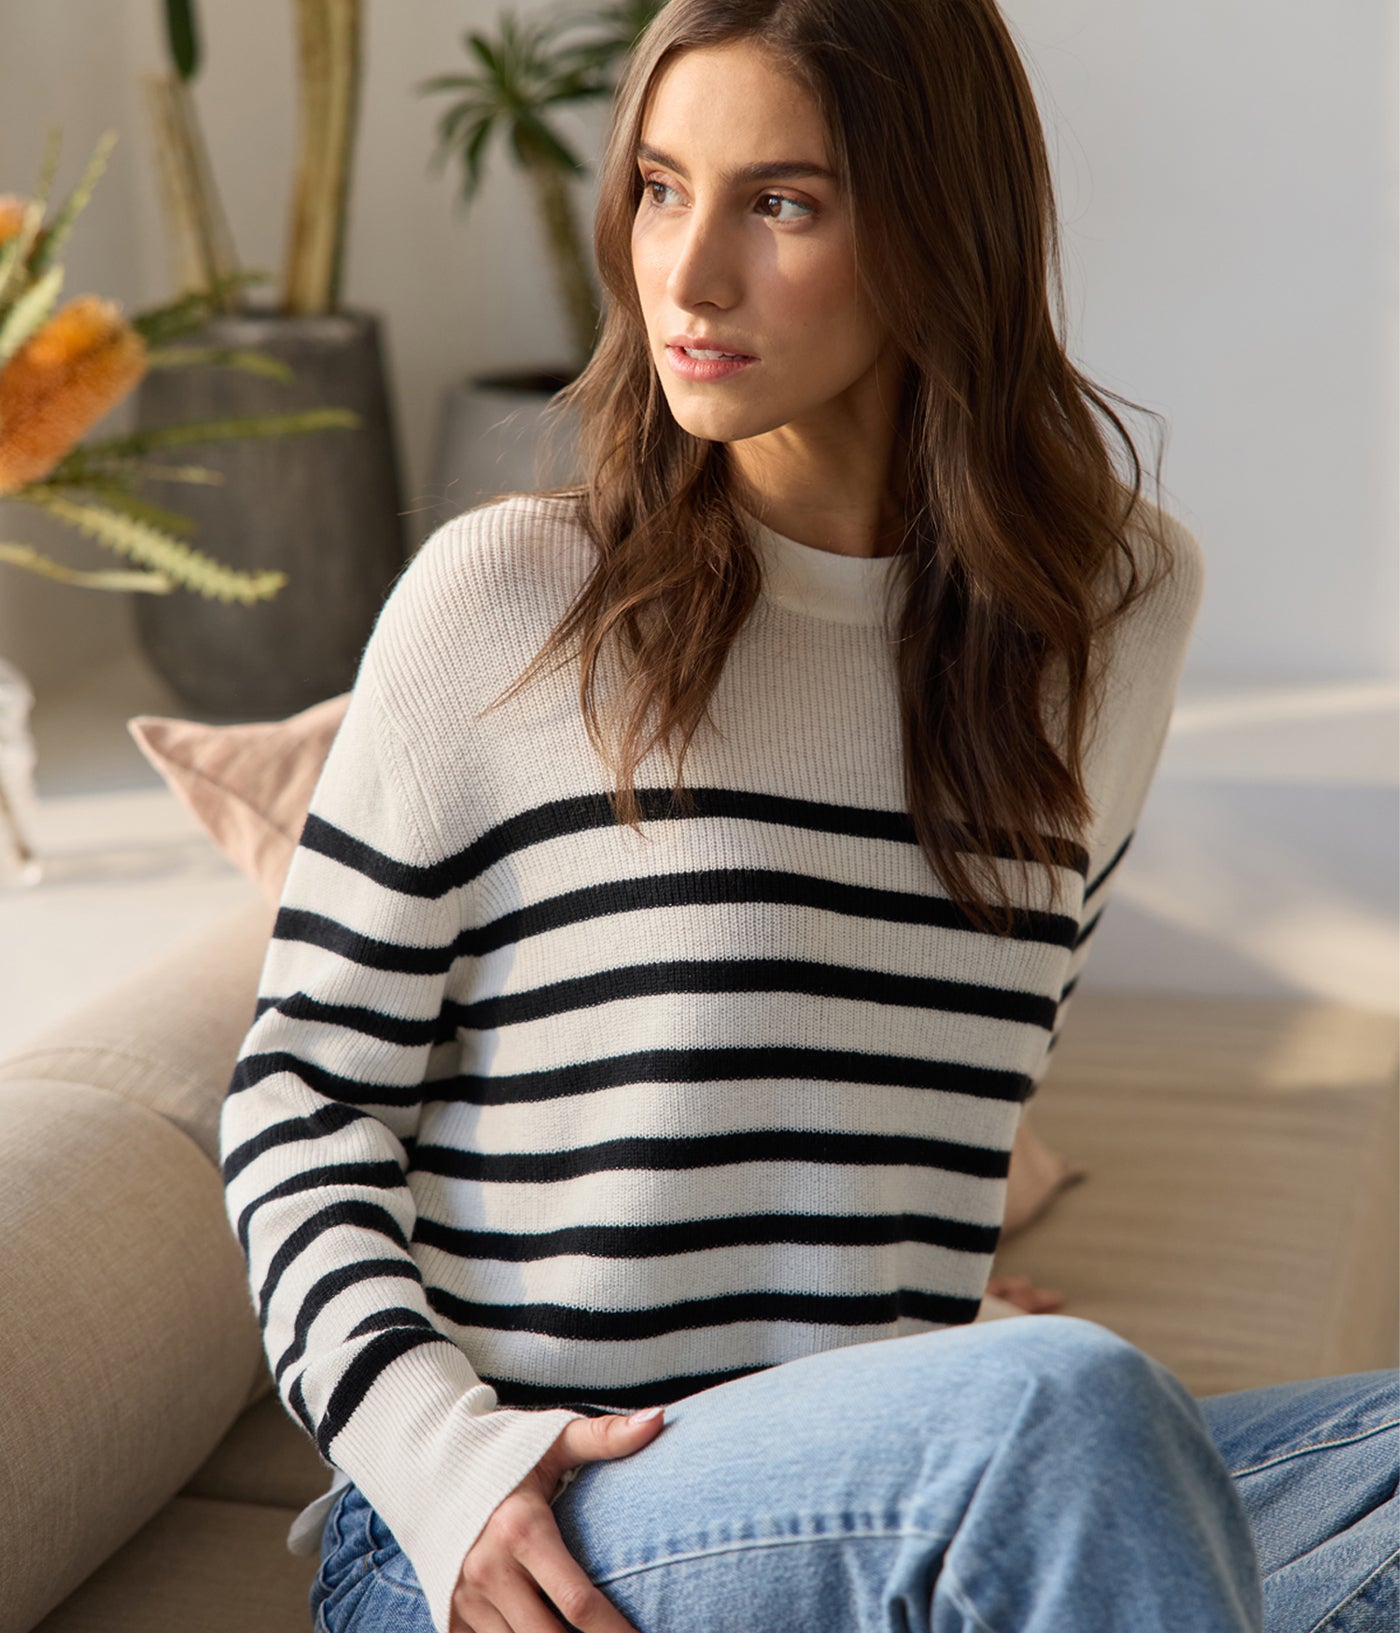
left=475, top=1565, right=580, bottom=1633
left=452, top=1412, right=664, bottom=1633
left=514, top=1516, right=644, bottom=1633
left=449, top=1590, right=517, bottom=1633
left=454, top=1566, right=572, bottom=1633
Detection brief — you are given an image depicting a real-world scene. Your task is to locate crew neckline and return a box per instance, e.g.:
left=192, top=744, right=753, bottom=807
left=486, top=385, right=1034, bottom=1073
left=740, top=507, right=905, bottom=627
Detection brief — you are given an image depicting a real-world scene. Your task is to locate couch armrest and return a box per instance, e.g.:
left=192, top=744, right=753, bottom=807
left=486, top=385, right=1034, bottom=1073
left=0, top=894, right=277, bottom=1168
left=0, top=1078, right=264, bottom=1633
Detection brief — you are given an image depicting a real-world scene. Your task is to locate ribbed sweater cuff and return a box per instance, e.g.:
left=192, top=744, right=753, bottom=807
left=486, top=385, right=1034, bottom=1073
left=330, top=1343, right=586, bottom=1633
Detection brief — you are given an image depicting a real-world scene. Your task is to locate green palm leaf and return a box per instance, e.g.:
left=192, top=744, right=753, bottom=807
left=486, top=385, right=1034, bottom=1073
left=413, top=0, right=663, bottom=363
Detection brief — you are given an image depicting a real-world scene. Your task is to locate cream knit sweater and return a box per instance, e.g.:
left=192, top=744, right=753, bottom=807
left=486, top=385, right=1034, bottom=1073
left=220, top=491, right=1204, bottom=1633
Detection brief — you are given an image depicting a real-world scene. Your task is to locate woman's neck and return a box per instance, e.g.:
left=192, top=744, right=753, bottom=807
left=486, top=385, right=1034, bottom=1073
left=723, top=370, right=910, bottom=559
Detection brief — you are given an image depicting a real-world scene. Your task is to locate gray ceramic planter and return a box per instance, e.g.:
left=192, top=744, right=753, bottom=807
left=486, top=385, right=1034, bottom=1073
left=131, top=308, right=409, bottom=720
left=426, top=369, right=583, bottom=533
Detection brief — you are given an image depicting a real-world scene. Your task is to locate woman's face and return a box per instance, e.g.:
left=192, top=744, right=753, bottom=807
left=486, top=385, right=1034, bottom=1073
left=631, top=39, right=899, bottom=450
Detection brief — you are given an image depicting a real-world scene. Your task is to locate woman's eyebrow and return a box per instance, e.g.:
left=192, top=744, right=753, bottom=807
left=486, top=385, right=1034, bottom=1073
left=635, top=140, right=836, bottom=185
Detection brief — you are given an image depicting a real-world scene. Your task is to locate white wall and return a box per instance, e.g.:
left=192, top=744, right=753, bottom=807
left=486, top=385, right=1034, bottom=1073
left=1011, top=1, right=1398, bottom=684
left=1, top=0, right=1395, bottom=1004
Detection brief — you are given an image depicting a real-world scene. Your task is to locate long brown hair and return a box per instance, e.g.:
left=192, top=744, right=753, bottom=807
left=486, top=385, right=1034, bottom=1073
left=484, top=0, right=1183, bottom=937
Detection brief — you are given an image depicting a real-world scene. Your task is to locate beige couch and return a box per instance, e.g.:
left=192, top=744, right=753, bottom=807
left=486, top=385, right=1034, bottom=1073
left=2, top=894, right=1396, bottom=1633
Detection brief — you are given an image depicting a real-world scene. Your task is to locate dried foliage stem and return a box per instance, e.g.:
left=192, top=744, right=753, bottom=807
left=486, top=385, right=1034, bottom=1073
left=0, top=543, right=171, bottom=593
left=143, top=73, right=241, bottom=308
left=284, top=0, right=361, bottom=314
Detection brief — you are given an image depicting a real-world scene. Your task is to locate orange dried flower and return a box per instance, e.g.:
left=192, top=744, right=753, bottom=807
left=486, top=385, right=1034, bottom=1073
left=0, top=294, right=148, bottom=494
left=0, top=195, right=27, bottom=243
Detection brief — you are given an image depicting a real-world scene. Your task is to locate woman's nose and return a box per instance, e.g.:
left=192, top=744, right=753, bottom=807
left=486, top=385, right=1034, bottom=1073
left=666, top=210, right=742, bottom=312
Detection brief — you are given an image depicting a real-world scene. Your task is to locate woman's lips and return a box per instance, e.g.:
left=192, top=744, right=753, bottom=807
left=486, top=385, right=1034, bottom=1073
left=665, top=345, right=758, bottom=382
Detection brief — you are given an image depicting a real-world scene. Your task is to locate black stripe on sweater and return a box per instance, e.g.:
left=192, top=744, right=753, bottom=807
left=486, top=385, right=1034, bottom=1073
left=222, top=1102, right=370, bottom=1185
left=423, top=1282, right=987, bottom=1342
left=447, top=1044, right=1033, bottom=1108
left=237, top=1161, right=407, bottom=1256
left=413, top=1205, right=1001, bottom=1270
left=257, top=1199, right=411, bottom=1328
left=1086, top=830, right=1133, bottom=900
left=298, top=785, right=1090, bottom=901
left=228, top=1050, right=427, bottom=1109
left=265, top=857, right=1085, bottom=1001
left=1073, top=904, right=1104, bottom=952
left=451, top=957, right=1058, bottom=1034
left=269, top=907, right=455, bottom=976
left=459, top=867, right=1080, bottom=960
left=315, top=1328, right=457, bottom=1458
left=249, top=990, right=441, bottom=1046
left=231, top=1042, right=1033, bottom=1115
left=411, top=1127, right=1013, bottom=1186
left=287, top=1370, right=316, bottom=1437
left=344, top=1306, right=438, bottom=1342
left=246, top=945, right=1063, bottom=1064
left=482, top=1363, right=757, bottom=1411
left=274, top=1258, right=426, bottom=1386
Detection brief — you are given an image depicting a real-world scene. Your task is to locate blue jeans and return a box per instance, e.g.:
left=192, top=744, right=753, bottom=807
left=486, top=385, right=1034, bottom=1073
left=309, top=1315, right=1399, bottom=1633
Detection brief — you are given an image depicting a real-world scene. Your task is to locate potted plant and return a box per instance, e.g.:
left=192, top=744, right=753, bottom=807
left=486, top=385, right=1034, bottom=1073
left=417, top=0, right=660, bottom=522
left=131, top=0, right=411, bottom=718
left=0, top=128, right=360, bottom=881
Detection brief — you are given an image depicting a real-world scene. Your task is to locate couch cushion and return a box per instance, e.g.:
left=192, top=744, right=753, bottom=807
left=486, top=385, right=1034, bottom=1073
left=994, top=990, right=1399, bottom=1395
left=181, top=1390, right=334, bottom=1512
left=0, top=1080, right=266, bottom=1633
left=31, top=1497, right=318, bottom=1633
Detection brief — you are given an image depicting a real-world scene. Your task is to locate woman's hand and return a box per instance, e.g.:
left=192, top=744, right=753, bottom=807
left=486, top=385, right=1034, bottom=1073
left=450, top=1409, right=667, bottom=1633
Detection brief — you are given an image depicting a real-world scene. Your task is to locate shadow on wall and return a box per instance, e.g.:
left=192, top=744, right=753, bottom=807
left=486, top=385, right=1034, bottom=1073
left=1086, top=778, right=1399, bottom=1011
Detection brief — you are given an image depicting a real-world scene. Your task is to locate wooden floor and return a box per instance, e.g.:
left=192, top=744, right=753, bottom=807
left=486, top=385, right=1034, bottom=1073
left=997, top=990, right=1399, bottom=1395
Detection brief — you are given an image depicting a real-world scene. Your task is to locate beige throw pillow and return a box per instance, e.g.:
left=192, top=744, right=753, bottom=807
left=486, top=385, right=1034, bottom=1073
left=128, top=692, right=350, bottom=907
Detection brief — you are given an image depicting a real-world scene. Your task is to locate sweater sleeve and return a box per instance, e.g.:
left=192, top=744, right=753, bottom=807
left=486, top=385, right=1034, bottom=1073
left=218, top=579, right=585, bottom=1633
left=1023, top=504, right=1206, bottom=1104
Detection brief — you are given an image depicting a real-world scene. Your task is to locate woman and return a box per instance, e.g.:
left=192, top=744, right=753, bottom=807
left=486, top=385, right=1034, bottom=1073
left=219, top=3, right=1398, bottom=1632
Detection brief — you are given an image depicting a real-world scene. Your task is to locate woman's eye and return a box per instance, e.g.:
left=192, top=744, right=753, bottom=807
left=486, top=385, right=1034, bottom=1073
left=641, top=178, right=813, bottom=223
left=757, top=193, right=813, bottom=223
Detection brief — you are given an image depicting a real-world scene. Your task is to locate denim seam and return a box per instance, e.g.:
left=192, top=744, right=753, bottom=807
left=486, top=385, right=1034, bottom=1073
left=1227, top=1417, right=1400, bottom=1480
left=589, top=1526, right=954, bottom=1588
left=315, top=1487, right=352, bottom=1594
left=1300, top=1544, right=1400, bottom=1633
left=329, top=1487, right=350, bottom=1555
left=362, top=1562, right=428, bottom=1603
left=941, top=1560, right=1002, bottom=1633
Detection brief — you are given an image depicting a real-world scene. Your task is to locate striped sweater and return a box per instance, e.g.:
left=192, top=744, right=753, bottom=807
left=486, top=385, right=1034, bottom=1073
left=220, top=491, right=1204, bottom=1633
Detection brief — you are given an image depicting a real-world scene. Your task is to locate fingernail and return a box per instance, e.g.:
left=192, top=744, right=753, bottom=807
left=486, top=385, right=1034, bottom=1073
left=629, top=1406, right=664, bottom=1423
